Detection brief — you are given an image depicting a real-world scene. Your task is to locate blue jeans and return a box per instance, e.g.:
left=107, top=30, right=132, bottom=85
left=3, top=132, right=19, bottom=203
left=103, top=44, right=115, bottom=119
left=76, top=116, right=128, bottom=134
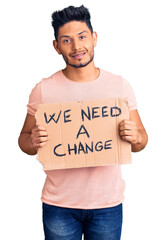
left=42, top=202, right=123, bottom=240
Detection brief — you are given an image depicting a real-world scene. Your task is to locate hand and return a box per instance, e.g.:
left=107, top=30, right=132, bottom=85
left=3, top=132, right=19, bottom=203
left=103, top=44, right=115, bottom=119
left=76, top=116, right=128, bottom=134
left=119, top=120, right=142, bottom=145
left=31, top=125, right=49, bottom=150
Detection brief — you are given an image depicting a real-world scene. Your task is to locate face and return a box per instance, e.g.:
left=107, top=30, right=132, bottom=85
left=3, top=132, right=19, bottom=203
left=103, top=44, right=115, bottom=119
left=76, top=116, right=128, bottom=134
left=53, top=21, right=97, bottom=68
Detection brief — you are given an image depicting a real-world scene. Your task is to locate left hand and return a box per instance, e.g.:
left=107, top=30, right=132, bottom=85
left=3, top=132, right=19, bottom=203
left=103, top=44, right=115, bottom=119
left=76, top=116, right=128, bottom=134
left=119, top=120, right=142, bottom=145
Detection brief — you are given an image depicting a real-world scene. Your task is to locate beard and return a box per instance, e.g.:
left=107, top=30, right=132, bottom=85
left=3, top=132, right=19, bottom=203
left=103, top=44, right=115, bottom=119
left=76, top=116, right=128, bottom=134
left=62, top=49, right=94, bottom=68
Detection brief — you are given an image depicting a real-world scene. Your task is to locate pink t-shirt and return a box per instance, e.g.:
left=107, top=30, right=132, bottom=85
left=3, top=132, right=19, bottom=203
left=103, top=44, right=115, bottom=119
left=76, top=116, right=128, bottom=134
left=27, top=68, right=137, bottom=209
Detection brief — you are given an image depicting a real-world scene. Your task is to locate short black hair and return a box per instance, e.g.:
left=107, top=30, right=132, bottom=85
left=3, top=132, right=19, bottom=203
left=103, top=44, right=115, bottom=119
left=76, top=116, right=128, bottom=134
left=51, top=5, right=93, bottom=41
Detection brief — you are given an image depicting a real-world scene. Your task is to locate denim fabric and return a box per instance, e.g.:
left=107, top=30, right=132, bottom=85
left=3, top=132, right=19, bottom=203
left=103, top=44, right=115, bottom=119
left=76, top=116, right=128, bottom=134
left=43, top=202, right=122, bottom=240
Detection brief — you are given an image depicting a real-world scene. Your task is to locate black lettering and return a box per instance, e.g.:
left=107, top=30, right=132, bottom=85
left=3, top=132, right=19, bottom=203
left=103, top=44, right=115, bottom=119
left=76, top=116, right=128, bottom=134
left=44, top=111, right=62, bottom=124
left=92, top=107, right=100, bottom=119
left=54, top=144, right=66, bottom=157
left=95, top=141, right=103, bottom=151
left=78, top=142, right=85, bottom=154
left=76, top=125, right=90, bottom=139
left=110, top=107, right=121, bottom=117
left=64, top=109, right=71, bottom=123
left=102, top=106, right=109, bottom=117
left=68, top=143, right=77, bottom=155
left=81, top=107, right=91, bottom=121
left=104, top=140, right=112, bottom=150
left=44, top=113, right=55, bottom=124
left=85, top=142, right=94, bottom=153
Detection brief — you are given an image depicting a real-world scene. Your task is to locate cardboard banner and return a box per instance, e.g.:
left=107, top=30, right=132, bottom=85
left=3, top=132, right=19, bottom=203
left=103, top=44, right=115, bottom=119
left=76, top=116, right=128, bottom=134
left=35, top=98, right=131, bottom=170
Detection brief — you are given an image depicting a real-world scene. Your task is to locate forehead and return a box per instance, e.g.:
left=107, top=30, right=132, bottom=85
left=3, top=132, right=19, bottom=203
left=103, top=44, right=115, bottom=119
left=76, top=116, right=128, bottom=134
left=58, top=21, right=91, bottom=37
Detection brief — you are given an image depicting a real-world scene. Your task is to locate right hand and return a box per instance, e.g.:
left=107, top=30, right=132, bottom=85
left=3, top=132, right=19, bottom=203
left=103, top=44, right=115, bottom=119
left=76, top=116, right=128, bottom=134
left=31, top=125, right=49, bottom=150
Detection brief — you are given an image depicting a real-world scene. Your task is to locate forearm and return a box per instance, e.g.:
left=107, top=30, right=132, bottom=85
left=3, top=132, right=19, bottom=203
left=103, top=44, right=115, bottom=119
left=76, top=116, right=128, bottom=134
left=18, top=133, right=37, bottom=155
left=131, top=129, right=148, bottom=152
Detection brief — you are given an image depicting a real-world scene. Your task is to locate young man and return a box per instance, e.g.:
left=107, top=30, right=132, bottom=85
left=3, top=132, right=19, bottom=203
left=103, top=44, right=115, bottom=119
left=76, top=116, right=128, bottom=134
left=18, top=5, right=148, bottom=240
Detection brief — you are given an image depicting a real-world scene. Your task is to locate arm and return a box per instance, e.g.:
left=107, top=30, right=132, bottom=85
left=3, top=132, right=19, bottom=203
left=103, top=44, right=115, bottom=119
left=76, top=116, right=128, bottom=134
left=119, top=109, right=148, bottom=152
left=18, top=113, right=48, bottom=155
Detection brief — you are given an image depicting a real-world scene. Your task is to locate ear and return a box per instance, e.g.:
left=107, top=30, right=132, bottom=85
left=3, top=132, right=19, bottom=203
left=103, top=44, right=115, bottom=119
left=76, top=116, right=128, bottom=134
left=53, top=40, right=62, bottom=55
left=92, top=32, right=97, bottom=47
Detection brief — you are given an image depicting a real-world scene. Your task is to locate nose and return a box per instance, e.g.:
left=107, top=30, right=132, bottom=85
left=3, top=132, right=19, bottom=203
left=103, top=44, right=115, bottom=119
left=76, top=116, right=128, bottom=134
left=72, top=39, right=81, bottom=51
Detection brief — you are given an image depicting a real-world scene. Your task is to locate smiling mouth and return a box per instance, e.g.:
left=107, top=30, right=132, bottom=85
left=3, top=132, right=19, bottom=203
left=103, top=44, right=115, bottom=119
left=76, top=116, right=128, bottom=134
left=71, top=52, right=86, bottom=59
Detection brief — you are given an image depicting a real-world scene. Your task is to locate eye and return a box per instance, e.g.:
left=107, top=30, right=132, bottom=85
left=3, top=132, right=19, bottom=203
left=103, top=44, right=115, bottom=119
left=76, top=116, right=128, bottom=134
left=79, top=35, right=86, bottom=40
left=63, top=39, right=71, bottom=44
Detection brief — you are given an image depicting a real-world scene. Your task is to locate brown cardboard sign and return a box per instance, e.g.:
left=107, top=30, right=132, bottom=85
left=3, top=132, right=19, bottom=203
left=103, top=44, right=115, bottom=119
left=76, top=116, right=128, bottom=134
left=35, top=98, right=131, bottom=170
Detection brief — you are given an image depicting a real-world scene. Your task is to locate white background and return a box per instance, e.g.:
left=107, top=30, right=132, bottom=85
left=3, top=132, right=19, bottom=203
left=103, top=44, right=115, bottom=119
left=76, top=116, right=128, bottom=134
left=1, top=0, right=166, bottom=239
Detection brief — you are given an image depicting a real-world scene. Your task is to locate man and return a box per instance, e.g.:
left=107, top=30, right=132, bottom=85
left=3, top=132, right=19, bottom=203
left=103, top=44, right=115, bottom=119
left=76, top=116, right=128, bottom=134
left=18, top=5, right=148, bottom=240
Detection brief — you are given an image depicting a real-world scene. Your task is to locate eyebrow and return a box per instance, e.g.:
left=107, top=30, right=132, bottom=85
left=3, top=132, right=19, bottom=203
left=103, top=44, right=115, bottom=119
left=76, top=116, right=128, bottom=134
left=77, top=31, right=88, bottom=35
left=60, top=31, right=88, bottom=39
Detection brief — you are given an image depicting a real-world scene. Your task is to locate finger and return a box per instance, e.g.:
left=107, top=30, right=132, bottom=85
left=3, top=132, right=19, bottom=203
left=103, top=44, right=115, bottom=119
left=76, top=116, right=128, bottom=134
left=33, top=136, right=49, bottom=144
left=31, top=127, right=48, bottom=138
left=119, top=124, right=134, bottom=131
left=37, top=125, right=47, bottom=130
left=32, top=125, right=47, bottom=133
left=119, top=130, right=133, bottom=136
left=119, top=123, right=137, bottom=132
left=32, top=137, right=49, bottom=149
left=119, top=120, right=136, bottom=127
left=121, top=135, right=134, bottom=143
left=35, top=141, right=48, bottom=150
left=35, top=130, right=48, bottom=138
left=119, top=120, right=129, bottom=125
left=38, top=136, right=49, bottom=143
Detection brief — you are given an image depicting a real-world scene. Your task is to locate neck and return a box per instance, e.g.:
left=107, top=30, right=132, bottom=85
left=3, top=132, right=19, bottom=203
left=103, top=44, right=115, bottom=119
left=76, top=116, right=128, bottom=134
left=62, top=61, right=100, bottom=82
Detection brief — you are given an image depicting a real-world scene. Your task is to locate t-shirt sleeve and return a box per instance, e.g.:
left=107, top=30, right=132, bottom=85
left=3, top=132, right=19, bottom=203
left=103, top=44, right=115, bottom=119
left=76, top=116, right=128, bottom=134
left=123, top=78, right=137, bottom=111
left=27, top=82, right=42, bottom=116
